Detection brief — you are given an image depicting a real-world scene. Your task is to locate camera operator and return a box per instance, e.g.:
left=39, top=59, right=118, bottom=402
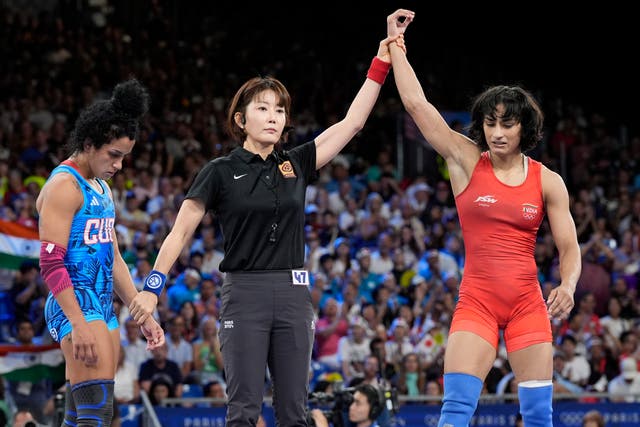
left=309, top=384, right=385, bottom=427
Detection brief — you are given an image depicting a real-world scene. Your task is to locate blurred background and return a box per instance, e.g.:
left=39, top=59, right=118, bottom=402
left=0, top=1, right=639, bottom=426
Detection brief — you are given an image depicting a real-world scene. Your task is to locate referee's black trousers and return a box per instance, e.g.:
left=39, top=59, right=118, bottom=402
left=219, top=271, right=315, bottom=426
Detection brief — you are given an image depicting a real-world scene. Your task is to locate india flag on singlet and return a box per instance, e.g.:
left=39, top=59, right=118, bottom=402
left=0, top=219, right=39, bottom=270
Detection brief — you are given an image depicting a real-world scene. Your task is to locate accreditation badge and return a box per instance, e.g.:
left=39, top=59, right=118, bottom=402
left=278, top=160, right=296, bottom=178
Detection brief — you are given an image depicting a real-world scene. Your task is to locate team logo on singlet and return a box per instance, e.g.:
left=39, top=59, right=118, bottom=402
left=473, top=195, right=497, bottom=207
left=278, top=161, right=296, bottom=178
left=521, top=203, right=540, bottom=220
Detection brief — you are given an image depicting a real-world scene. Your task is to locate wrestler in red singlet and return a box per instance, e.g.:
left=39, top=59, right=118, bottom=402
left=451, top=151, right=552, bottom=352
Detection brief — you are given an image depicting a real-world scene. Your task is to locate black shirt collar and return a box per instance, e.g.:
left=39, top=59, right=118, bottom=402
left=232, top=146, right=280, bottom=164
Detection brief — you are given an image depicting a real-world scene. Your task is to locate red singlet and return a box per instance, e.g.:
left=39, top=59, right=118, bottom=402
left=450, top=152, right=551, bottom=352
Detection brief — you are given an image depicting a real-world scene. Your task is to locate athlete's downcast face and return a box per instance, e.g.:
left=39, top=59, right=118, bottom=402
left=483, top=103, right=522, bottom=155
left=244, top=89, right=287, bottom=146
left=87, top=136, right=135, bottom=180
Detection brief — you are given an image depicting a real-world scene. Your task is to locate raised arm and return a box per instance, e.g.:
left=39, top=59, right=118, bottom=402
left=388, top=16, right=480, bottom=188
left=542, top=168, right=581, bottom=320
left=314, top=9, right=415, bottom=169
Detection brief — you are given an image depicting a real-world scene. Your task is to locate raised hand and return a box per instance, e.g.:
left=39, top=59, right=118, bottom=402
left=387, top=9, right=415, bottom=38
left=377, top=34, right=406, bottom=63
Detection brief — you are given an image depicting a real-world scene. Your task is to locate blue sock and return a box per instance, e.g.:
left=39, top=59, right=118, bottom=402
left=518, top=380, right=553, bottom=427
left=438, top=373, right=483, bottom=427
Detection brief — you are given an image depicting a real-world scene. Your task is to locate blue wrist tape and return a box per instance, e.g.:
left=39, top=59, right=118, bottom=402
left=143, top=270, right=167, bottom=297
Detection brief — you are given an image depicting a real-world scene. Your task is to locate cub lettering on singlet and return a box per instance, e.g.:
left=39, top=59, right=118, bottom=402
left=83, top=217, right=115, bottom=244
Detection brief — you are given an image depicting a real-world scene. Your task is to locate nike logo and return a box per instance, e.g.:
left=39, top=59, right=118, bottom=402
left=233, top=174, right=248, bottom=180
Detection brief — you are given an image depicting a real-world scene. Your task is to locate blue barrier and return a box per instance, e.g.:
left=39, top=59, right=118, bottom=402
left=120, top=401, right=640, bottom=427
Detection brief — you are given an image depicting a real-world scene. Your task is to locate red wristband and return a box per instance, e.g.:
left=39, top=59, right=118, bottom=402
left=366, top=57, right=391, bottom=85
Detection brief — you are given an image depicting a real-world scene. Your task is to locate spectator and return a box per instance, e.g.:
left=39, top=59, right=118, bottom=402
left=178, top=301, right=200, bottom=343
left=369, top=231, right=394, bottom=275
left=582, top=409, right=606, bottom=427
left=355, top=354, right=383, bottom=388
left=5, top=320, right=52, bottom=425
left=551, top=350, right=584, bottom=394
left=121, top=317, right=153, bottom=369
left=139, top=342, right=184, bottom=398
left=354, top=248, right=382, bottom=305
left=416, top=248, right=460, bottom=295
left=148, top=378, right=175, bottom=407
left=415, top=320, right=447, bottom=376
left=203, top=380, right=227, bottom=407
left=192, top=317, right=224, bottom=386
left=9, top=261, right=44, bottom=325
left=200, top=229, right=225, bottom=278
left=369, top=337, right=396, bottom=382
left=560, top=334, right=591, bottom=387
left=114, top=346, right=140, bottom=404
left=424, top=378, right=443, bottom=405
left=165, top=315, right=194, bottom=379
left=338, top=316, right=371, bottom=382
left=393, top=352, right=426, bottom=397
left=166, top=268, right=202, bottom=314
left=11, top=409, right=36, bottom=427
left=131, top=256, right=153, bottom=292
left=586, top=337, right=619, bottom=393
left=193, top=277, right=218, bottom=318
left=600, top=297, right=632, bottom=342
left=619, top=331, right=639, bottom=361
left=360, top=302, right=383, bottom=341
left=384, top=318, right=414, bottom=371
left=607, top=357, right=640, bottom=402
left=117, top=190, right=152, bottom=243
left=315, top=297, right=349, bottom=372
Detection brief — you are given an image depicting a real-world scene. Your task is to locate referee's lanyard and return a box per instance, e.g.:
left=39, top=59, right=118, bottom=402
left=249, top=160, right=280, bottom=244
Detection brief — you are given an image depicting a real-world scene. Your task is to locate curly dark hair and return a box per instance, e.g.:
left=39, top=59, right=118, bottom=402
left=66, top=78, right=150, bottom=154
left=466, top=85, right=544, bottom=153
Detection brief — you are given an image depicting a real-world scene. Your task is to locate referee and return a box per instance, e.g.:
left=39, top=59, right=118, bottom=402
left=128, top=9, right=415, bottom=426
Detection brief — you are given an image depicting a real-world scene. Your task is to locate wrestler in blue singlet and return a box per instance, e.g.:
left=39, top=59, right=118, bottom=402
left=44, top=163, right=118, bottom=342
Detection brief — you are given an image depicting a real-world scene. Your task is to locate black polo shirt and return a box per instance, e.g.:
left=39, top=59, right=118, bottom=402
left=186, top=140, right=316, bottom=272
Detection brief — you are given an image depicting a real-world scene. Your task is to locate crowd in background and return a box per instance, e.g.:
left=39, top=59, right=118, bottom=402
left=1, top=2, right=640, bottom=423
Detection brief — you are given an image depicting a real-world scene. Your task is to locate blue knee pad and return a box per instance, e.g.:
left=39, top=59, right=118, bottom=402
left=64, top=381, right=77, bottom=426
left=438, top=373, right=483, bottom=427
left=518, top=380, right=553, bottom=427
left=72, top=379, right=115, bottom=427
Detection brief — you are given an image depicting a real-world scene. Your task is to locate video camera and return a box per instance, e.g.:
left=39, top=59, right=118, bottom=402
left=307, top=381, right=399, bottom=427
